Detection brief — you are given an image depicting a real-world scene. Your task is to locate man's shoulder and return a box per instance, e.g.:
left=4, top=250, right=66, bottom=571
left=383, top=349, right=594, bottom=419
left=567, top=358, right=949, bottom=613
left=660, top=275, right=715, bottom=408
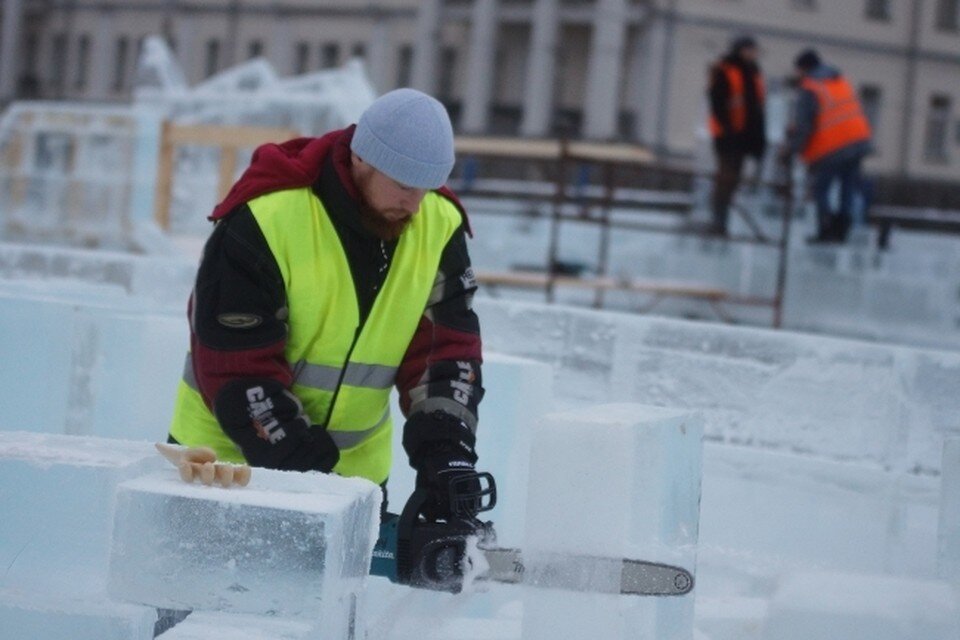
left=423, top=187, right=472, bottom=237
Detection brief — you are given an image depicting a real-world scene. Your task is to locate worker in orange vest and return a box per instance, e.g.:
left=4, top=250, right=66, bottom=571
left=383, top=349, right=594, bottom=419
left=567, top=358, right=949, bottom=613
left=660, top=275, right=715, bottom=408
left=707, top=35, right=767, bottom=237
left=784, top=49, right=872, bottom=244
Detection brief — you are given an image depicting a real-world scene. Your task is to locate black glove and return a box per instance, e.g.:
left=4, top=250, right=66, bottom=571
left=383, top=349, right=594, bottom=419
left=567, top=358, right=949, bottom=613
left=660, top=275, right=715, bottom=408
left=403, top=410, right=481, bottom=521
left=214, top=378, right=339, bottom=473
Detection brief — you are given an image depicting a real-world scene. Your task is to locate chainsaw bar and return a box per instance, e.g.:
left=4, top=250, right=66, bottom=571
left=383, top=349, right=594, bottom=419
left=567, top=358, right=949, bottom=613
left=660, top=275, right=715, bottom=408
left=480, top=548, right=694, bottom=596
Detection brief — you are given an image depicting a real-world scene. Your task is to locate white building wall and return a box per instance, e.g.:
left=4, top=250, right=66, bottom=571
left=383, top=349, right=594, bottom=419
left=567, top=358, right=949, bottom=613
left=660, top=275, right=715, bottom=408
left=9, top=0, right=960, bottom=182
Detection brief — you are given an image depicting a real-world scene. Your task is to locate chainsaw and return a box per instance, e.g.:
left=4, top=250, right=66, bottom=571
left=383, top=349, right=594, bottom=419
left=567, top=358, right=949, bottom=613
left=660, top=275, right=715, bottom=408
left=370, top=472, right=694, bottom=597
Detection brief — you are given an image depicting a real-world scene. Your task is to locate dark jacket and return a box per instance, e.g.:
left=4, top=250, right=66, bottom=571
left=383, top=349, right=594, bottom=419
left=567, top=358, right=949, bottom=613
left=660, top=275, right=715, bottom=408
left=186, top=127, right=483, bottom=470
left=709, top=54, right=768, bottom=158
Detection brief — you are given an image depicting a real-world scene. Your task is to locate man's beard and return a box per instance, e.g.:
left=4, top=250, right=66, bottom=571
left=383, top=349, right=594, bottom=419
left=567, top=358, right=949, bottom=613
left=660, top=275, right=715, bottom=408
left=357, top=202, right=411, bottom=241
left=355, top=178, right=412, bottom=241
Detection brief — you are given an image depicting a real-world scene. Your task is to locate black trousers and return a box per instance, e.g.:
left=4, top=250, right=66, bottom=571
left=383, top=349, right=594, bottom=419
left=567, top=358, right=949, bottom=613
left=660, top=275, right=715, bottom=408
left=711, top=149, right=747, bottom=235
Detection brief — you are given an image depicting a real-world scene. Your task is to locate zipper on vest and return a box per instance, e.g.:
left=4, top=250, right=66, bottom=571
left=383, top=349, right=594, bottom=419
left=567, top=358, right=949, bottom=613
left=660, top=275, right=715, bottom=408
left=320, top=325, right=363, bottom=429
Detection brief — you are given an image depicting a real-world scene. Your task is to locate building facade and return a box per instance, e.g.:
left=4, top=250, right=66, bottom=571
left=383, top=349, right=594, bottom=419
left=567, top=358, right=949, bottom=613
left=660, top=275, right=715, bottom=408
left=2, top=0, right=960, bottom=182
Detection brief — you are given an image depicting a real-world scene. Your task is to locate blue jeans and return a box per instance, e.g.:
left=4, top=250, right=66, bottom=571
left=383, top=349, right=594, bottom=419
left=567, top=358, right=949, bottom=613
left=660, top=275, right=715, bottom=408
left=811, top=155, right=863, bottom=239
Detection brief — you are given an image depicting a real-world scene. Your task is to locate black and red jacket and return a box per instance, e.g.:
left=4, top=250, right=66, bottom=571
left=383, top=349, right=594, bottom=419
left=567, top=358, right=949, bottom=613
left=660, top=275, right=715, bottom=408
left=181, top=126, right=483, bottom=469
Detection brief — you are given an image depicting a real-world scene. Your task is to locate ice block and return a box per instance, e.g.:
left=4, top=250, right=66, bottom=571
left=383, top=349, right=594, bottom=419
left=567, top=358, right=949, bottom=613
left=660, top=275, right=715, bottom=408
left=109, top=466, right=381, bottom=632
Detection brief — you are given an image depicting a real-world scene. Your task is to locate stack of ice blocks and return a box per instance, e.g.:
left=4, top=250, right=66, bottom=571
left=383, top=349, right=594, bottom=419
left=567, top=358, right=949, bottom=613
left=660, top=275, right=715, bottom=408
left=0, top=430, right=383, bottom=639
left=0, top=432, right=166, bottom=638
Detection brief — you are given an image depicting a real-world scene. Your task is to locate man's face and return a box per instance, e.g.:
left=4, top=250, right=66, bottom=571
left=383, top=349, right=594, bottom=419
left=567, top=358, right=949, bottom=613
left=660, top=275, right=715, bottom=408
left=351, top=154, right=428, bottom=240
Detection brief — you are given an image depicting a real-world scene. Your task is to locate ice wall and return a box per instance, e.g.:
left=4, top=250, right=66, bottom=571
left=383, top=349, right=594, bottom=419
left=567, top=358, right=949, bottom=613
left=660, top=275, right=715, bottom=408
left=940, top=437, right=960, bottom=584
left=521, top=404, right=702, bottom=640
left=0, top=432, right=165, bottom=594
left=762, top=571, right=960, bottom=640
left=476, top=298, right=960, bottom=476
left=464, top=195, right=960, bottom=352
left=0, top=431, right=383, bottom=639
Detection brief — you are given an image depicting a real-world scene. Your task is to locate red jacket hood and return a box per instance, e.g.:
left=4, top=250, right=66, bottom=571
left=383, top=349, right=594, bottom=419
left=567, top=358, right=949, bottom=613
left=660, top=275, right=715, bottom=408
left=208, top=126, right=470, bottom=235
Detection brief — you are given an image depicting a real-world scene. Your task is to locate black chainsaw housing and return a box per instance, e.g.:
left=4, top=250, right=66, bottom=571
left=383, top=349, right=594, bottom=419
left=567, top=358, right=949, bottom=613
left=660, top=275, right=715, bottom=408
left=394, top=471, right=496, bottom=592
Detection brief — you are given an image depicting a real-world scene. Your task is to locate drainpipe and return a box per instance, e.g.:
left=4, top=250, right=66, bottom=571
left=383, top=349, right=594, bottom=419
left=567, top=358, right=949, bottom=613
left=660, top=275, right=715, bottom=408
left=898, top=0, right=922, bottom=177
left=654, top=0, right=678, bottom=155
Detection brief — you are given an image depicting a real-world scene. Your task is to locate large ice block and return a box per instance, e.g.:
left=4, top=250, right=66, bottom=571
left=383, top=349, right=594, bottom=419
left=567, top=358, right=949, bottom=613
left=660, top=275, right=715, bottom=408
left=0, top=588, right=157, bottom=640
left=0, top=432, right=163, bottom=594
left=762, top=570, right=960, bottom=640
left=387, top=351, right=553, bottom=547
left=155, top=611, right=315, bottom=639
left=939, top=437, right=960, bottom=583
left=109, top=467, right=381, bottom=630
left=521, top=403, right=703, bottom=640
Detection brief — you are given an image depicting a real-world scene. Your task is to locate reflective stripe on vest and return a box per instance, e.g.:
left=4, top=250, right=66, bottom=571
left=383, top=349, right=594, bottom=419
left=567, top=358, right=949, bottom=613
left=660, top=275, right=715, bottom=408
left=169, top=188, right=462, bottom=484
left=708, top=63, right=765, bottom=138
left=800, top=75, right=872, bottom=165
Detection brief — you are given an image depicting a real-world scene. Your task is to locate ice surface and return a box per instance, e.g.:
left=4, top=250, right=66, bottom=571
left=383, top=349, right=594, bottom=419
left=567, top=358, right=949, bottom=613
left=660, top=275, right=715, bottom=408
left=0, top=589, right=157, bottom=640
left=109, top=468, right=381, bottom=628
left=3, top=232, right=960, bottom=637
left=0, top=432, right=164, bottom=594
left=762, top=570, right=960, bottom=640
left=477, top=298, right=960, bottom=475
left=154, top=611, right=314, bottom=639
left=521, top=403, right=703, bottom=640
left=939, top=437, right=960, bottom=584
left=700, top=443, right=940, bottom=578
left=694, top=596, right=767, bottom=640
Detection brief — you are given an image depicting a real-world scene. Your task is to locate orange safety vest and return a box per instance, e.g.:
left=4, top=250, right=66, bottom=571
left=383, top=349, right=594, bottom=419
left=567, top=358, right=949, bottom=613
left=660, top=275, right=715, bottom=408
left=708, top=62, right=765, bottom=138
left=800, top=75, right=872, bottom=165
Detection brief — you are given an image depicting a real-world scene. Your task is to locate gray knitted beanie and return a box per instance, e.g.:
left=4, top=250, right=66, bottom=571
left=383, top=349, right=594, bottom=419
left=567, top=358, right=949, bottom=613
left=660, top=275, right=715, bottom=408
left=350, top=88, right=455, bottom=189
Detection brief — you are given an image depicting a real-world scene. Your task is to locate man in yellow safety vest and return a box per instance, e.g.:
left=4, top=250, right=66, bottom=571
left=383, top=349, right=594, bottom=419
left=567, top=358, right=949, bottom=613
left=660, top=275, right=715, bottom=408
left=168, top=88, right=487, bottom=520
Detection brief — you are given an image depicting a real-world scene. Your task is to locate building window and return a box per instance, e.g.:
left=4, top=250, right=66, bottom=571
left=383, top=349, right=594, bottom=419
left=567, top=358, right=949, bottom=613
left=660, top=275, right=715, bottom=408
left=24, top=33, right=39, bottom=74
left=204, top=39, right=220, bottom=78
left=859, top=84, right=882, bottom=131
left=320, top=43, right=339, bottom=69
left=50, top=32, right=68, bottom=93
left=936, top=0, right=960, bottom=30
left=247, top=40, right=263, bottom=59
left=113, top=36, right=129, bottom=91
left=790, top=0, right=817, bottom=10
left=437, top=46, right=457, bottom=100
left=924, top=94, right=952, bottom=162
left=294, top=42, right=309, bottom=74
left=351, top=43, right=366, bottom=60
left=74, top=34, right=91, bottom=90
left=865, top=0, right=890, bottom=20
left=396, top=44, right=413, bottom=87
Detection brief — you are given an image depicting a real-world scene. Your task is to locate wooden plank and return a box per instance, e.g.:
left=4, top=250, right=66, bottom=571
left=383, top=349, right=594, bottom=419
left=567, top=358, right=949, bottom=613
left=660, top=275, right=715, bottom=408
left=153, top=122, right=299, bottom=230
left=476, top=271, right=728, bottom=300
left=217, top=148, right=237, bottom=202
left=166, top=123, right=298, bottom=148
left=453, top=136, right=655, bottom=165
left=153, top=121, right=175, bottom=231
left=455, top=136, right=562, bottom=160
left=566, top=141, right=654, bottom=165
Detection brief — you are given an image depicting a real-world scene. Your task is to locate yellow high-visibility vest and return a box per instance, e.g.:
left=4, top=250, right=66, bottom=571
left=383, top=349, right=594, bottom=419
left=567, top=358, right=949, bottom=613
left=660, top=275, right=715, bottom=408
left=169, top=187, right=463, bottom=484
